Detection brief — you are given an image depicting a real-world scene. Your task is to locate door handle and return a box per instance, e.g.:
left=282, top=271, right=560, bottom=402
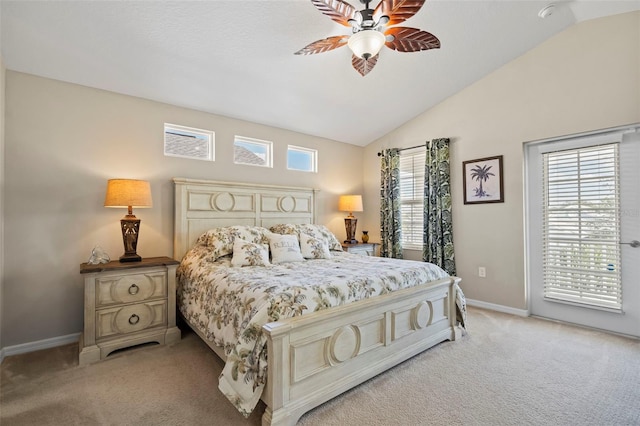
left=619, top=240, right=640, bottom=248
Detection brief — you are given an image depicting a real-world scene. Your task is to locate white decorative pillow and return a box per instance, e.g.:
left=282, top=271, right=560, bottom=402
left=299, top=232, right=332, bottom=259
left=268, top=233, right=304, bottom=264
left=231, top=239, right=270, bottom=267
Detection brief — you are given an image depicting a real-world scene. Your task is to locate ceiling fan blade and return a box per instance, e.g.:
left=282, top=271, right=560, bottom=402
left=311, top=0, right=357, bottom=27
left=374, top=0, right=426, bottom=26
left=295, top=35, right=350, bottom=55
left=352, top=54, right=379, bottom=76
left=385, top=27, right=440, bottom=52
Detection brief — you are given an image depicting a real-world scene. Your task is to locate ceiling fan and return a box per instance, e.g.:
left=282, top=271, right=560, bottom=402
left=295, top=0, right=440, bottom=76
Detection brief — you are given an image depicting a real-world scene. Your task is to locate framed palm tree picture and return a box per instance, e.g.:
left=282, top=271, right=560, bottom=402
left=463, top=155, right=504, bottom=204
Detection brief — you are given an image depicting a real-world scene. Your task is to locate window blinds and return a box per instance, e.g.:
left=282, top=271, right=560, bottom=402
left=399, top=150, right=426, bottom=250
left=542, top=144, right=622, bottom=311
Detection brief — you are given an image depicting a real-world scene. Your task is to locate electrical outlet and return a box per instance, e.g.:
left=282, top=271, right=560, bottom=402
left=478, top=267, right=486, bottom=278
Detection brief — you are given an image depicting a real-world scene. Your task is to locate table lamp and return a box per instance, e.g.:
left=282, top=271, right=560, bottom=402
left=338, top=194, right=363, bottom=244
left=104, top=179, right=152, bottom=262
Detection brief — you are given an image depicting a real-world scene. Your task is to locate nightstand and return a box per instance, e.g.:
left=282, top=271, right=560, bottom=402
left=78, top=256, right=181, bottom=365
left=341, top=242, right=379, bottom=256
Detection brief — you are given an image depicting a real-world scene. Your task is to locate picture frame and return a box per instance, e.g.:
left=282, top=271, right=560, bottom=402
left=463, top=155, right=504, bottom=204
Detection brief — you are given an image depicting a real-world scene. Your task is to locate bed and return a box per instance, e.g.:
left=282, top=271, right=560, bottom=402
left=173, top=178, right=466, bottom=426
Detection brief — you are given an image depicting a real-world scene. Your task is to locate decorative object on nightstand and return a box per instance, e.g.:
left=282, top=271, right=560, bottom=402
left=361, top=230, right=369, bottom=243
left=338, top=194, right=363, bottom=244
left=87, top=245, right=110, bottom=265
left=78, top=256, right=181, bottom=365
left=341, top=242, right=379, bottom=256
left=104, top=179, right=152, bottom=262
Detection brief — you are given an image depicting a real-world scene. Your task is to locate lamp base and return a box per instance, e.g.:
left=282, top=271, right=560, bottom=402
left=119, top=253, right=142, bottom=262
left=344, top=217, right=358, bottom=245
left=119, top=215, right=142, bottom=263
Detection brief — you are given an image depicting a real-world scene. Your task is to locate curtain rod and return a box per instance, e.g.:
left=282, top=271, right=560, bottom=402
left=377, top=143, right=425, bottom=156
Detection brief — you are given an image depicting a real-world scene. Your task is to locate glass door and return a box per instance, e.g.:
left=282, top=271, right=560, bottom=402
left=525, top=126, right=639, bottom=337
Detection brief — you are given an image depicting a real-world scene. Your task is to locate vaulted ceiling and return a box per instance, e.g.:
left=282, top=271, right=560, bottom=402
left=1, top=1, right=638, bottom=146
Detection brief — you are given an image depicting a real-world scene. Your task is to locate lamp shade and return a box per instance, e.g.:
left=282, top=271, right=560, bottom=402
left=104, top=179, right=152, bottom=208
left=348, top=30, right=386, bottom=59
left=338, top=195, right=363, bottom=213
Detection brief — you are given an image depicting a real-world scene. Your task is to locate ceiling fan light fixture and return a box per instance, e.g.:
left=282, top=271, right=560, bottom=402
left=297, top=0, right=438, bottom=76
left=348, top=30, right=386, bottom=60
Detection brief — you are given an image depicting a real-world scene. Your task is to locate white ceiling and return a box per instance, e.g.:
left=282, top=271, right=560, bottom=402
left=1, top=1, right=638, bottom=146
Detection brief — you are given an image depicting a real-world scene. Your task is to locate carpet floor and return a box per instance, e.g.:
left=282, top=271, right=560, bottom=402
left=1, top=307, right=639, bottom=425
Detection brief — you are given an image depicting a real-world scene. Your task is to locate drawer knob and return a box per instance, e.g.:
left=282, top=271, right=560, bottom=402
left=128, top=284, right=139, bottom=295
left=128, top=314, right=140, bottom=325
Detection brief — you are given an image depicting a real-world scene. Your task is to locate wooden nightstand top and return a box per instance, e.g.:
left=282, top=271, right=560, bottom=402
left=80, top=256, right=179, bottom=274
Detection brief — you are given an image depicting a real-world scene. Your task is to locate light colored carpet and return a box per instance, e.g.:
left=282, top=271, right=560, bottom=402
left=1, top=308, right=639, bottom=425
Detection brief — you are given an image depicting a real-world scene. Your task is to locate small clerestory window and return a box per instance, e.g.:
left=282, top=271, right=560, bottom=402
left=287, top=145, right=317, bottom=173
left=164, top=123, right=215, bottom=161
left=234, top=136, right=273, bottom=167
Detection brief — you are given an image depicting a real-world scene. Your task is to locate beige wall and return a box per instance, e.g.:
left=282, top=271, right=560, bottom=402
left=3, top=11, right=639, bottom=348
left=2, top=73, right=363, bottom=347
left=363, top=12, right=640, bottom=309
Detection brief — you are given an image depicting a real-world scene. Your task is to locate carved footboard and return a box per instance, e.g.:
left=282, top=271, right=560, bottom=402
left=261, top=276, right=461, bottom=426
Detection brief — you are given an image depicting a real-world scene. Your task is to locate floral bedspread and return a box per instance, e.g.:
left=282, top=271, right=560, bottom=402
left=177, top=248, right=465, bottom=416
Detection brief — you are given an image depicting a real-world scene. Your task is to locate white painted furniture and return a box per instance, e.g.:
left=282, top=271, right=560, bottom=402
left=173, top=178, right=462, bottom=426
left=341, top=242, right=379, bottom=256
left=78, top=256, right=181, bottom=366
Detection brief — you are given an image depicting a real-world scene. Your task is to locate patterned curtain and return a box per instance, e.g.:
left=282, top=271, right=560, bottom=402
left=423, top=138, right=456, bottom=275
left=380, top=148, right=403, bottom=258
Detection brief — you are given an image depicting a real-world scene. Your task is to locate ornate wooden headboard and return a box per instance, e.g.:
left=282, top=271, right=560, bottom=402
left=173, top=178, right=318, bottom=260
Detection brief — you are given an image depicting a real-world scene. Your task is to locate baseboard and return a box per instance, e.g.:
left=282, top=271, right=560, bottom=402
left=1, top=332, right=80, bottom=362
left=466, top=298, right=530, bottom=317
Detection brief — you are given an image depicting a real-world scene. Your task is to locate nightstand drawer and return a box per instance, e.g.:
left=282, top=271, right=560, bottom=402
left=348, top=246, right=374, bottom=256
left=341, top=242, right=379, bottom=256
left=96, top=271, right=167, bottom=307
left=96, top=300, right=167, bottom=339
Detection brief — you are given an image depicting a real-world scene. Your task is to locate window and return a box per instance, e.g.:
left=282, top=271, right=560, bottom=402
left=399, top=149, right=426, bottom=250
left=542, top=144, right=622, bottom=310
left=164, top=123, right=214, bottom=161
left=234, top=136, right=273, bottom=167
left=287, top=145, right=317, bottom=173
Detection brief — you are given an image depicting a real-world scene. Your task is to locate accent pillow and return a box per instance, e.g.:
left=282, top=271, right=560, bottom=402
left=299, top=232, right=332, bottom=259
left=195, top=226, right=270, bottom=260
left=231, top=239, right=270, bottom=267
left=268, top=233, right=304, bottom=264
left=269, top=224, right=343, bottom=252
left=297, top=224, right=343, bottom=251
